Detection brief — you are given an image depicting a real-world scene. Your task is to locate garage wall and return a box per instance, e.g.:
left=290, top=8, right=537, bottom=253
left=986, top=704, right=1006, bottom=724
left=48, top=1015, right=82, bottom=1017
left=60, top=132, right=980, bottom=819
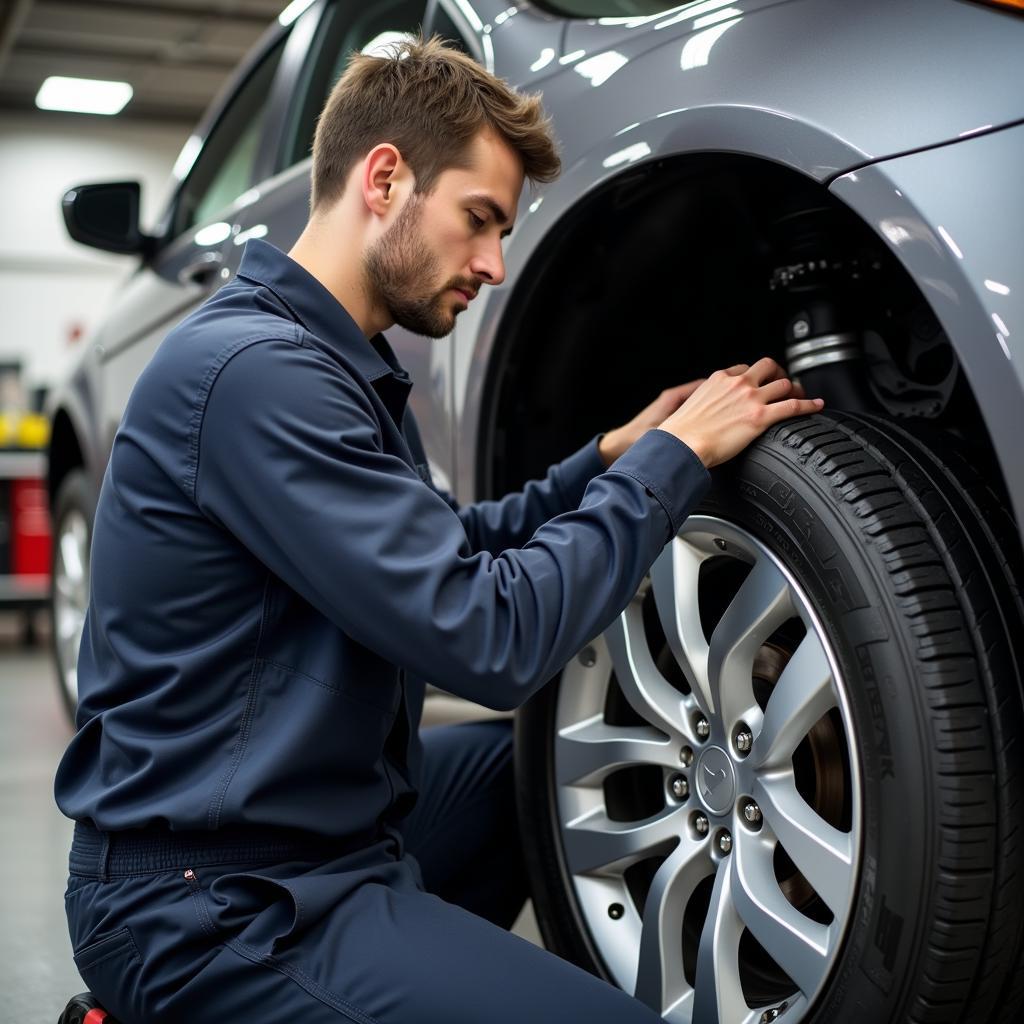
left=0, top=113, right=189, bottom=396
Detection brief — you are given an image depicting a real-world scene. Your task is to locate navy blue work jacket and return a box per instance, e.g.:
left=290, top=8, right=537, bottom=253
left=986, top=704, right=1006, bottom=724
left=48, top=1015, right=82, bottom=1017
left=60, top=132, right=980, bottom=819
left=54, top=239, right=710, bottom=848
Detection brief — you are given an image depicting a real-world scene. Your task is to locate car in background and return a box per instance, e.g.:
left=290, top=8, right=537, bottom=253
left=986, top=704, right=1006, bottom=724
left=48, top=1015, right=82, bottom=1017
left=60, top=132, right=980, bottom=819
left=49, top=1, right=1024, bottom=1022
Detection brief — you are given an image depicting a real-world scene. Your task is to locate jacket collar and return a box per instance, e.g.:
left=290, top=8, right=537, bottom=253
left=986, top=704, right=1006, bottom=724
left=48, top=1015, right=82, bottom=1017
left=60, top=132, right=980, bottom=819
left=235, top=238, right=409, bottom=388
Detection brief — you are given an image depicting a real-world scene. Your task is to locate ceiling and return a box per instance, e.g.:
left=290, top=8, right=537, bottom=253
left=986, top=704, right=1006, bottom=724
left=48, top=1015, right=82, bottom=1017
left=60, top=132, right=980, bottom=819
left=0, top=0, right=287, bottom=125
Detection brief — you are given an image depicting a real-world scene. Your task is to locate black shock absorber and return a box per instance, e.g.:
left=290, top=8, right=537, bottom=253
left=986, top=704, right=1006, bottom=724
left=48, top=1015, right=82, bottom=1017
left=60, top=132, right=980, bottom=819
left=767, top=204, right=880, bottom=414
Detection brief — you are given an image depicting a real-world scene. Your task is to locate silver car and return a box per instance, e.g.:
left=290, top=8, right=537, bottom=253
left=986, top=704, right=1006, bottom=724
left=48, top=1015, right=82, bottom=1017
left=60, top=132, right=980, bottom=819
left=49, top=1, right=1024, bottom=1022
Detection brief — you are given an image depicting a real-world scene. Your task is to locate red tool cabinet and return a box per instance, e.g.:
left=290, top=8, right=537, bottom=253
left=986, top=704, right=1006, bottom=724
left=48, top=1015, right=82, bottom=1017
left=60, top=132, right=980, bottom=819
left=0, top=450, right=51, bottom=608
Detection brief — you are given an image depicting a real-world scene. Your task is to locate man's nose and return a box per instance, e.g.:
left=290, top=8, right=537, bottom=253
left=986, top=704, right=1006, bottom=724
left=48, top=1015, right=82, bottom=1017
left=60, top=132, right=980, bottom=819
left=469, top=240, right=506, bottom=288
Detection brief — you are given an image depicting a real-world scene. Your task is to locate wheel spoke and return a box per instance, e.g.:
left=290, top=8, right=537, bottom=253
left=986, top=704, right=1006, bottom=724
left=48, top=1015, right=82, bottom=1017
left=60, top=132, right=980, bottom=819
left=563, top=804, right=686, bottom=876
left=732, top=831, right=831, bottom=996
left=57, top=620, right=76, bottom=659
left=556, top=716, right=680, bottom=786
left=634, top=836, right=714, bottom=1013
left=691, top=861, right=748, bottom=1024
left=59, top=529, right=85, bottom=585
left=754, top=773, right=854, bottom=916
left=54, top=577, right=79, bottom=606
left=650, top=537, right=714, bottom=717
left=707, top=556, right=794, bottom=728
left=751, top=632, right=836, bottom=771
left=56, top=605, right=83, bottom=642
left=605, top=603, right=687, bottom=735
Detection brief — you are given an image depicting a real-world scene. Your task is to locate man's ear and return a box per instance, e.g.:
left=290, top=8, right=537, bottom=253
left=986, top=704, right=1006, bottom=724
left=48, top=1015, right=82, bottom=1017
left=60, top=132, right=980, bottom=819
left=361, top=143, right=410, bottom=218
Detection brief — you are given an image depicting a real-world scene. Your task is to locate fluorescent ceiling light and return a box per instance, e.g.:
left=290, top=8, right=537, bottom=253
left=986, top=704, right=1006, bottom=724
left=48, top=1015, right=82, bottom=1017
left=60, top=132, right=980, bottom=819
left=36, top=76, right=132, bottom=115
left=278, top=0, right=316, bottom=25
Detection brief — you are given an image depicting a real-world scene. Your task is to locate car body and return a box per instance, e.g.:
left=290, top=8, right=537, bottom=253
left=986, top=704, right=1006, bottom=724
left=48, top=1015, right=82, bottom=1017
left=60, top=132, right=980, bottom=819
left=49, top=2, right=1024, bottom=1022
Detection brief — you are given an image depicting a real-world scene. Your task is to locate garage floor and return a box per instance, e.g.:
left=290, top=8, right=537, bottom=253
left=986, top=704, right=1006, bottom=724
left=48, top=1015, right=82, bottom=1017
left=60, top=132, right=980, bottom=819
left=0, top=614, right=540, bottom=1024
left=0, top=616, right=83, bottom=1024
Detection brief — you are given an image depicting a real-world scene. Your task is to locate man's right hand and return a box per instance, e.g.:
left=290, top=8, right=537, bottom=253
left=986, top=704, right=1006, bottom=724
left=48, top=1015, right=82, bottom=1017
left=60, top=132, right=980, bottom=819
left=658, top=357, right=824, bottom=469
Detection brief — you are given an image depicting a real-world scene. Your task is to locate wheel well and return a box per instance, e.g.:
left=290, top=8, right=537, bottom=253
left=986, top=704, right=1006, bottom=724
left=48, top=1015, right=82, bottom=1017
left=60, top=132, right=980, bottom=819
left=483, top=153, right=1005, bottom=511
left=48, top=410, right=84, bottom=507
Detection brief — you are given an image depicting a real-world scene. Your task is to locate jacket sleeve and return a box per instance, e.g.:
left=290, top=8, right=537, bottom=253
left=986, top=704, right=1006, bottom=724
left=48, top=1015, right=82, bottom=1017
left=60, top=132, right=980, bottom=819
left=402, top=408, right=606, bottom=555
left=195, top=339, right=710, bottom=711
left=454, top=438, right=607, bottom=555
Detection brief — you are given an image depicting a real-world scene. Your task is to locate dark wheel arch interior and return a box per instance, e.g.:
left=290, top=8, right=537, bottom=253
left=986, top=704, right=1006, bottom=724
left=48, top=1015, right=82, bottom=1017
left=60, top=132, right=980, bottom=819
left=481, top=153, right=1005, bottom=512
left=48, top=410, right=85, bottom=506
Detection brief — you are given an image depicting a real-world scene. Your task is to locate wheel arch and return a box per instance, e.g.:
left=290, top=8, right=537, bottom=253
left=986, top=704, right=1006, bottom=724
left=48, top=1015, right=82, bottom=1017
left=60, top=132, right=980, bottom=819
left=467, top=110, right=1015, bottom=529
left=461, top=103, right=870, bottom=500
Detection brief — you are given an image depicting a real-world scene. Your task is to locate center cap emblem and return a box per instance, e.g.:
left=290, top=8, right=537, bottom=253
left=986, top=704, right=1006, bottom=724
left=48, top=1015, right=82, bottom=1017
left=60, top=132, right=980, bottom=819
left=696, top=746, right=735, bottom=815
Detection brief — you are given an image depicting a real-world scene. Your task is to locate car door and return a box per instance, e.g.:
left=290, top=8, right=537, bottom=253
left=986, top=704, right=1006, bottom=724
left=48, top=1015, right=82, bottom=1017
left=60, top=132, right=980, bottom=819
left=93, top=11, right=312, bottom=460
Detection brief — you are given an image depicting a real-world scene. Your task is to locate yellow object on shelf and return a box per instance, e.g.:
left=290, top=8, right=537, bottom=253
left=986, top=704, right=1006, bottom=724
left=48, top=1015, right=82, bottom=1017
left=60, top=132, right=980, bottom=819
left=0, top=413, right=51, bottom=449
left=18, top=414, right=50, bottom=449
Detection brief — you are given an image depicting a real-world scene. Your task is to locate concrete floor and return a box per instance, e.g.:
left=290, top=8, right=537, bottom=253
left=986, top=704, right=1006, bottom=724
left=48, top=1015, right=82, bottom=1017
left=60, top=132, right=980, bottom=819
left=0, top=615, right=83, bottom=1024
left=0, top=612, right=540, bottom=1024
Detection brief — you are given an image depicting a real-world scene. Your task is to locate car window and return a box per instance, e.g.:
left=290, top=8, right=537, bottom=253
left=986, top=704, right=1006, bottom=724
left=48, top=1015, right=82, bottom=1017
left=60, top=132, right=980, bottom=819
left=173, top=36, right=287, bottom=237
left=428, top=4, right=472, bottom=57
left=536, top=0, right=675, bottom=14
left=280, top=0, right=427, bottom=171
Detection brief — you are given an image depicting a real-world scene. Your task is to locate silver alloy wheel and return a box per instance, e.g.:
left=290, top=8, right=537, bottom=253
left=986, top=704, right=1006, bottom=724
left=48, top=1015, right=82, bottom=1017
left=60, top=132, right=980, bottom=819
left=554, top=515, right=861, bottom=1024
left=53, top=508, right=89, bottom=707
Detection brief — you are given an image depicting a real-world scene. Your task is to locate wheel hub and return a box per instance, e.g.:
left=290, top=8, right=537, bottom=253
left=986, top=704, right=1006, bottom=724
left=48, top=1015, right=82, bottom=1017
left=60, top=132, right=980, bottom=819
left=696, top=747, right=735, bottom=816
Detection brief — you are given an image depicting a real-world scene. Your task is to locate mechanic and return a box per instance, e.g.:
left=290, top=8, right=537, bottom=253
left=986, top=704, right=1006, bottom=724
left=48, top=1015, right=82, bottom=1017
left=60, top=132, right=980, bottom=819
left=54, top=36, right=823, bottom=1024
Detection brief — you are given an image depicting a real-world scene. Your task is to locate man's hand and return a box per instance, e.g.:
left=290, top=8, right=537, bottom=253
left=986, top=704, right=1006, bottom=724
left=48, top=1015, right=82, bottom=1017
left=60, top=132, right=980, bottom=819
left=598, top=379, right=706, bottom=467
left=658, top=358, right=823, bottom=468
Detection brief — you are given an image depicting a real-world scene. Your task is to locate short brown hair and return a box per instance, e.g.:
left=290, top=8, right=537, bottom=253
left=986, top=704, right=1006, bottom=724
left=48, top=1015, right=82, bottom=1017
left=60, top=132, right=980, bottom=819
left=310, top=35, right=560, bottom=212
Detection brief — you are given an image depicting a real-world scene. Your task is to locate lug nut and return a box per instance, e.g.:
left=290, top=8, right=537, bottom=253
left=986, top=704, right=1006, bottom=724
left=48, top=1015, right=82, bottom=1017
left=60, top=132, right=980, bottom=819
left=735, top=727, right=752, bottom=754
left=608, top=903, right=624, bottom=920
left=714, top=538, right=728, bottom=551
left=743, top=801, right=762, bottom=827
left=693, top=813, right=709, bottom=836
left=679, top=746, right=694, bottom=766
left=694, top=716, right=710, bottom=741
left=669, top=775, right=689, bottom=800
left=717, top=831, right=733, bottom=855
left=578, top=646, right=597, bottom=667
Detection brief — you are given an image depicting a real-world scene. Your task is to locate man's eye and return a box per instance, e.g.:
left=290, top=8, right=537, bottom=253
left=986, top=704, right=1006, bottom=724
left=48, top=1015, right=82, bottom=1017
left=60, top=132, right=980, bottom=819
left=469, top=211, right=485, bottom=230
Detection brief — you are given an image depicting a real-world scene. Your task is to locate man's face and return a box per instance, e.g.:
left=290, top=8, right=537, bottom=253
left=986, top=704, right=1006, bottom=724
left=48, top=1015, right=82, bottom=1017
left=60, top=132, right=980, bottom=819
left=362, top=129, right=524, bottom=338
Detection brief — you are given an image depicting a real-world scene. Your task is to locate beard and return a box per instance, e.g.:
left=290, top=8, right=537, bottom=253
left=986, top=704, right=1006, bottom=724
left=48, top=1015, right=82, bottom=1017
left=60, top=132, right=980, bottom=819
left=362, top=194, right=473, bottom=339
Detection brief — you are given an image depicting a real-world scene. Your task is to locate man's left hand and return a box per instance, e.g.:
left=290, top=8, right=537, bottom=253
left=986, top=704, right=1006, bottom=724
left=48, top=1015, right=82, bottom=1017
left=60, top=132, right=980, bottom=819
left=598, top=380, right=706, bottom=467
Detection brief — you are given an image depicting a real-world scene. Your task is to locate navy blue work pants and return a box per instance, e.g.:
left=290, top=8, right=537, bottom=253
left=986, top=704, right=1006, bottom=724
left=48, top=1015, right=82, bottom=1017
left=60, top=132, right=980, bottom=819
left=65, top=720, right=664, bottom=1023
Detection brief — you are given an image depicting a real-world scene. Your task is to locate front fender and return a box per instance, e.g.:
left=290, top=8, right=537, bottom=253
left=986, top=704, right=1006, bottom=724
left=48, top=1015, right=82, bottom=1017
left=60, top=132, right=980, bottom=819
left=829, top=121, right=1024, bottom=530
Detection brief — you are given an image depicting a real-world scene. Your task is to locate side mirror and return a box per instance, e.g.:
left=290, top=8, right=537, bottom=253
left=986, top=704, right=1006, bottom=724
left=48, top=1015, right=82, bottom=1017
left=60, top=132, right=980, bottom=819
left=62, top=181, right=155, bottom=256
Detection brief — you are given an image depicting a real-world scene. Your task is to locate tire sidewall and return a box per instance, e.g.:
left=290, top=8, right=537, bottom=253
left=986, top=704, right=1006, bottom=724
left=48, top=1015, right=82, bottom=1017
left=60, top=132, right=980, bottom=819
left=706, top=440, right=929, bottom=1020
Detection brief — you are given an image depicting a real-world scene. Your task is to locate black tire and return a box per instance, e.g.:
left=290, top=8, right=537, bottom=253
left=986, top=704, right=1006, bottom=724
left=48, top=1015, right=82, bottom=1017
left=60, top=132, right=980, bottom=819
left=49, top=468, right=93, bottom=725
left=516, top=411, right=1024, bottom=1023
